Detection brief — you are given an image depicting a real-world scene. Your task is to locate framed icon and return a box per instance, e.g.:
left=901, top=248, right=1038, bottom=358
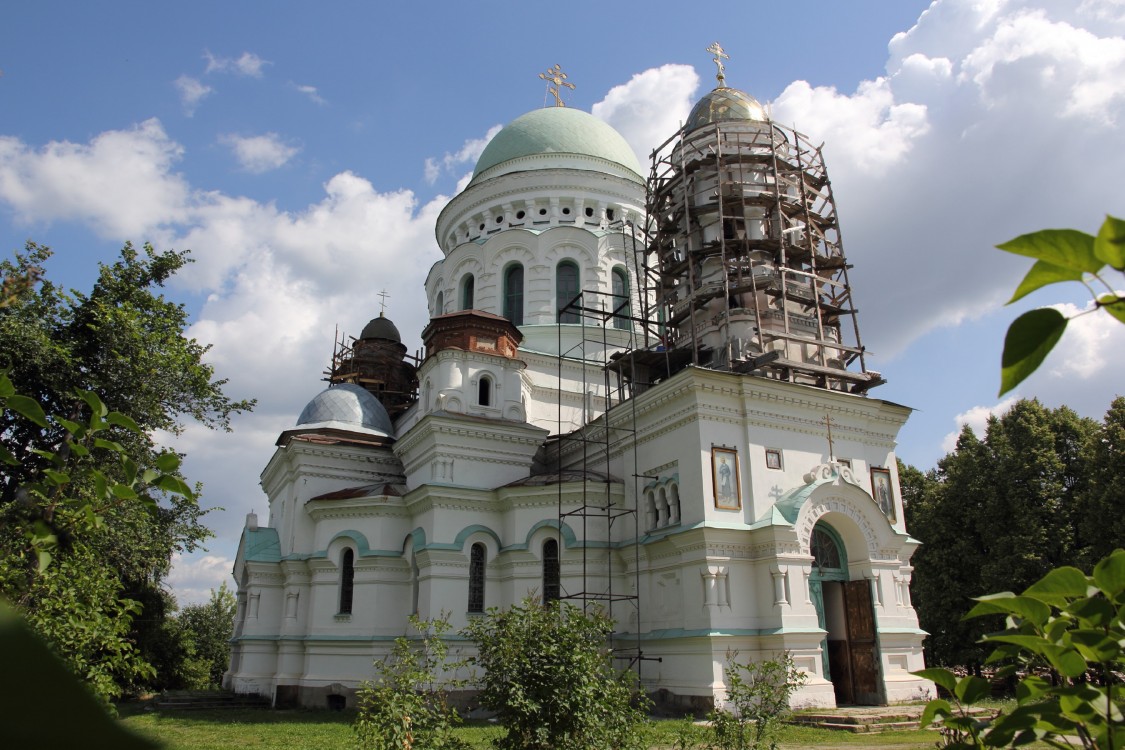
left=712, top=447, right=741, bottom=510
left=870, top=466, right=895, bottom=521
left=765, top=448, right=782, bottom=470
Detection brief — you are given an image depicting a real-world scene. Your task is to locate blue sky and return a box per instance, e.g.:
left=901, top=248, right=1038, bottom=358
left=3, top=0, right=1124, bottom=603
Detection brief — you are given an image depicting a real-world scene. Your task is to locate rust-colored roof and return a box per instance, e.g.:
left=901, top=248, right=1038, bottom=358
left=308, top=483, right=403, bottom=501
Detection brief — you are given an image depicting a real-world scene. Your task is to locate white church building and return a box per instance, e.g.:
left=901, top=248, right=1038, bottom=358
left=226, top=61, right=933, bottom=711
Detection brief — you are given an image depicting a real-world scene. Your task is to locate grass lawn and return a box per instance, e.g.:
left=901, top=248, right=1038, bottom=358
left=119, top=707, right=942, bottom=750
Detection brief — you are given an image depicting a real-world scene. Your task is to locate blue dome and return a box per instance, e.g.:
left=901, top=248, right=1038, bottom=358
left=296, top=383, right=393, bottom=437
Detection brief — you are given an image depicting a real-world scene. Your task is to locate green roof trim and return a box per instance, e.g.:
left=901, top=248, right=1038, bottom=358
left=243, top=528, right=281, bottom=562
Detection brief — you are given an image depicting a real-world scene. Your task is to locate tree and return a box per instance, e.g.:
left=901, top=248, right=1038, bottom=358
left=905, top=429, right=995, bottom=667
left=0, top=241, right=253, bottom=699
left=905, top=400, right=1099, bottom=668
left=462, top=597, right=650, bottom=750
left=176, top=583, right=237, bottom=688
left=1074, top=397, right=1125, bottom=569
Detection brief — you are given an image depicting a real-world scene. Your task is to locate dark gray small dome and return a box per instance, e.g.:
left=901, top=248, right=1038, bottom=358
left=296, top=383, right=393, bottom=437
left=360, top=314, right=401, bottom=343
left=685, top=87, right=768, bottom=132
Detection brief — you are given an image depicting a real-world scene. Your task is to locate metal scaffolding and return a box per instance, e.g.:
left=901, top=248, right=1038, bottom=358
left=551, top=221, right=668, bottom=672
left=646, top=114, right=883, bottom=393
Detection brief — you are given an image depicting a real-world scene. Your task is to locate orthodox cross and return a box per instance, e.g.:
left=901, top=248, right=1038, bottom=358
left=539, top=64, right=575, bottom=107
left=377, top=289, right=390, bottom=315
left=706, top=42, right=729, bottom=86
left=821, top=414, right=836, bottom=462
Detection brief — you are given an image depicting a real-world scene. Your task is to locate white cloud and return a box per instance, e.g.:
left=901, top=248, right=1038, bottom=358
left=166, top=552, right=235, bottom=606
left=174, top=75, right=212, bottom=116
left=1041, top=298, right=1123, bottom=379
left=294, top=83, right=326, bottom=105
left=941, top=396, right=1020, bottom=452
left=220, top=132, right=300, bottom=173
left=772, top=78, right=931, bottom=176
left=423, top=124, right=502, bottom=184
left=0, top=118, right=189, bottom=237
left=0, top=121, right=452, bottom=598
left=204, top=50, right=269, bottom=78
left=592, top=64, right=700, bottom=165
left=761, top=0, right=1125, bottom=365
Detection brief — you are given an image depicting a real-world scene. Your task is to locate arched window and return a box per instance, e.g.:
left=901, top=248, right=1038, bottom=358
left=435, top=290, right=444, bottom=316
left=543, top=539, right=560, bottom=602
left=468, top=543, right=486, bottom=613
left=461, top=274, right=475, bottom=310
left=811, top=524, right=844, bottom=575
left=504, top=264, right=524, bottom=326
left=478, top=375, right=492, bottom=406
left=612, top=267, right=630, bottom=330
left=339, top=548, right=355, bottom=615
left=556, top=261, right=580, bottom=323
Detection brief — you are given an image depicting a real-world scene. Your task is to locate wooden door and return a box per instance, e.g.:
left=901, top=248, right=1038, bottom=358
left=844, top=579, right=882, bottom=705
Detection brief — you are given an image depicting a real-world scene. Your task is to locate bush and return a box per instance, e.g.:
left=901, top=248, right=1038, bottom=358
left=353, top=614, right=467, bottom=750
left=462, top=596, right=650, bottom=750
left=708, top=651, right=807, bottom=750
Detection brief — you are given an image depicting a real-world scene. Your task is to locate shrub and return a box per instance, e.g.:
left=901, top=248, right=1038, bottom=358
left=708, top=651, right=807, bottom=750
left=353, top=614, right=467, bottom=750
left=462, top=596, right=650, bottom=750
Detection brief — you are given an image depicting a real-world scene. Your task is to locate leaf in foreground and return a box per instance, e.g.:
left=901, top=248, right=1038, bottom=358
left=999, top=307, right=1067, bottom=396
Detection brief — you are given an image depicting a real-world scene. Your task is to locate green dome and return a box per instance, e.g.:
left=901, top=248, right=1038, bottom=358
left=470, top=107, right=644, bottom=184
left=685, top=87, right=768, bottom=132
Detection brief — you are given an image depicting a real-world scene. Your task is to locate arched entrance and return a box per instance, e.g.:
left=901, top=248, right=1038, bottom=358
left=809, top=521, right=882, bottom=705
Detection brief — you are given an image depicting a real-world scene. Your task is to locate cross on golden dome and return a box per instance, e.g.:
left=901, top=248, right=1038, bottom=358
left=706, top=42, right=729, bottom=86
left=539, top=64, right=575, bottom=107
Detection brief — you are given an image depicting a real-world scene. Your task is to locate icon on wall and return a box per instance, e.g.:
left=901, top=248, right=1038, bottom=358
left=712, top=447, right=741, bottom=510
left=870, top=466, right=895, bottom=521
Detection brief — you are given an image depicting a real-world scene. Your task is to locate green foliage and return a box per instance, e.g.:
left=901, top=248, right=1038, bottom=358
left=0, top=599, right=158, bottom=749
left=708, top=651, right=807, bottom=750
left=12, top=545, right=155, bottom=704
left=353, top=613, right=468, bottom=750
left=903, top=399, right=1114, bottom=668
left=0, top=241, right=252, bottom=702
left=915, top=549, right=1125, bottom=749
left=462, top=596, right=651, bottom=750
left=1075, top=397, right=1125, bottom=570
left=998, top=215, right=1125, bottom=396
left=669, top=717, right=707, bottom=750
left=174, top=583, right=237, bottom=689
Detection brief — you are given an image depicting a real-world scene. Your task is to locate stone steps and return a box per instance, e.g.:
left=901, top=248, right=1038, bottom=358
left=788, top=704, right=994, bottom=733
left=150, top=690, right=271, bottom=711
left=787, top=707, right=925, bottom=733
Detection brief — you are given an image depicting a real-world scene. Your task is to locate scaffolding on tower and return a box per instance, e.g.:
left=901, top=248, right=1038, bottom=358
left=645, top=112, right=884, bottom=393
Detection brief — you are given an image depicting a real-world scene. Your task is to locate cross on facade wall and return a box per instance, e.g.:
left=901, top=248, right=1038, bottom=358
left=822, top=414, right=835, bottom=462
